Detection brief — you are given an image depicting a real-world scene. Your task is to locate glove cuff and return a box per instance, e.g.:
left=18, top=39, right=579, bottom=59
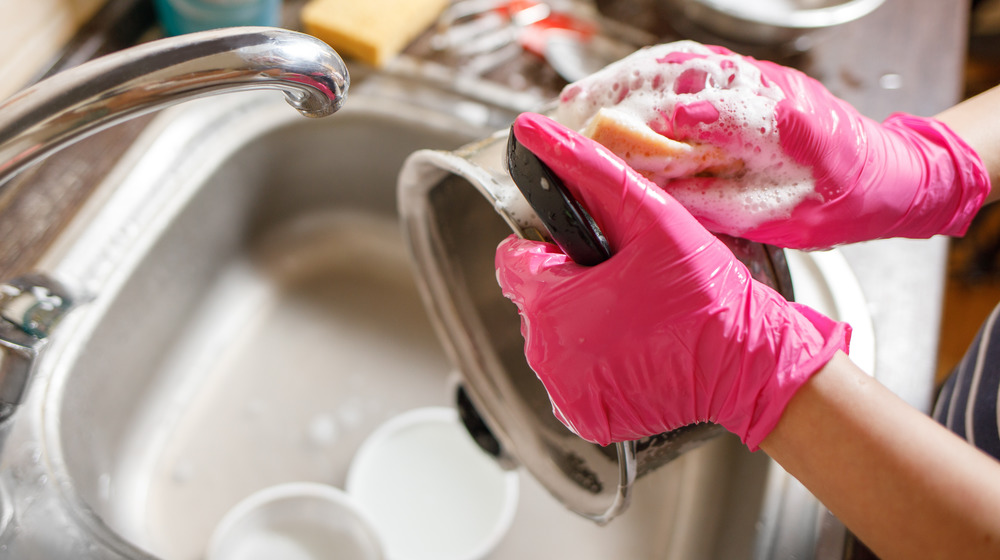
left=880, top=113, right=991, bottom=239
left=740, top=302, right=852, bottom=451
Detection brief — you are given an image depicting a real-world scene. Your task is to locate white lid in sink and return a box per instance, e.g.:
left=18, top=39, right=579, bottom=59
left=346, top=407, right=519, bottom=560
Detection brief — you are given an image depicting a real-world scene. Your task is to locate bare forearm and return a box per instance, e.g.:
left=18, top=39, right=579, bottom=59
left=761, top=352, right=1000, bottom=560
left=935, top=85, right=1000, bottom=204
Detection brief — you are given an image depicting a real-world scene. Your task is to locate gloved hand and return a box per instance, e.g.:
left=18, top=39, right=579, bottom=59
left=496, top=113, right=851, bottom=449
left=557, top=42, right=991, bottom=250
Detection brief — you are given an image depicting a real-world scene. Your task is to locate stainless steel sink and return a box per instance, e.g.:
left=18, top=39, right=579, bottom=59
left=0, top=71, right=874, bottom=559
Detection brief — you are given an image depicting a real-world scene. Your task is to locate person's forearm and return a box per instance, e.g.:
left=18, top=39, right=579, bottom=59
left=761, top=351, right=1000, bottom=560
left=935, top=85, right=1000, bottom=204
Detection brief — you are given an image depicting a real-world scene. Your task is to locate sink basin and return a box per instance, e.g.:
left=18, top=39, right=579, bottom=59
left=0, top=72, right=874, bottom=559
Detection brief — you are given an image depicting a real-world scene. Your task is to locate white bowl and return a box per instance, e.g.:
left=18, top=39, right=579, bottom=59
left=207, top=482, right=384, bottom=560
left=346, top=407, right=519, bottom=560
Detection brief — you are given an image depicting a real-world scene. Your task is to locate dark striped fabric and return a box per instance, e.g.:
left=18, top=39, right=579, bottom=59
left=933, top=304, right=1000, bottom=461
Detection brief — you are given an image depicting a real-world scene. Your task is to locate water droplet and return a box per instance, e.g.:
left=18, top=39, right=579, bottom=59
left=306, top=414, right=339, bottom=448
left=879, top=73, right=903, bottom=90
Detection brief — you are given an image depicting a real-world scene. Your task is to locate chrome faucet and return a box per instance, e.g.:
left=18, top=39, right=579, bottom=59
left=0, top=26, right=349, bottom=185
left=0, top=26, right=349, bottom=421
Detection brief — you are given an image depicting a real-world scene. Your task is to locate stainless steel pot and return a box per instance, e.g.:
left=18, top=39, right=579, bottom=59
left=397, top=126, right=794, bottom=523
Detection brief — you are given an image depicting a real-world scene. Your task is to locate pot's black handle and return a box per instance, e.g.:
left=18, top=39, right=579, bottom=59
left=505, top=127, right=611, bottom=266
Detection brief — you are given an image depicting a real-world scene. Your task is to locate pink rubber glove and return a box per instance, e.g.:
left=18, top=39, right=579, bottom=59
left=557, top=42, right=990, bottom=250
left=496, top=113, right=851, bottom=449
left=744, top=54, right=988, bottom=248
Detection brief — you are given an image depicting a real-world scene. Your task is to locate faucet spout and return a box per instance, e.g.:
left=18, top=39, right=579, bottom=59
left=0, top=27, right=347, bottom=420
left=0, top=26, right=349, bottom=186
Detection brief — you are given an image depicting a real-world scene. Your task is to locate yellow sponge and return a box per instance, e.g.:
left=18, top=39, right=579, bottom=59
left=582, top=107, right=745, bottom=179
left=302, top=0, right=449, bottom=67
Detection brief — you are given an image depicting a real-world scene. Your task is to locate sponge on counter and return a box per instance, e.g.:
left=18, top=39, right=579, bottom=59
left=302, top=0, right=450, bottom=67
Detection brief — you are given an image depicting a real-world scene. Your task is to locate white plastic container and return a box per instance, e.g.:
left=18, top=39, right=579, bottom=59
left=346, top=407, right=520, bottom=560
left=207, top=482, right=384, bottom=560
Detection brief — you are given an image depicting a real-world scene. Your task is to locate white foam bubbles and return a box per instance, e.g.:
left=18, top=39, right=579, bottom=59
left=555, top=40, right=817, bottom=233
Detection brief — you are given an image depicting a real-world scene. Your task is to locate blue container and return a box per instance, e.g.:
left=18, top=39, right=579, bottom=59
left=154, top=0, right=281, bottom=36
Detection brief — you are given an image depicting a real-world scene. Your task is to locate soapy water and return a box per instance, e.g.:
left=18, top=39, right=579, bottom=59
left=554, top=41, right=817, bottom=234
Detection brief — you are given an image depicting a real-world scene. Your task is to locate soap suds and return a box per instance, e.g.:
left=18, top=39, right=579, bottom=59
left=556, top=40, right=817, bottom=233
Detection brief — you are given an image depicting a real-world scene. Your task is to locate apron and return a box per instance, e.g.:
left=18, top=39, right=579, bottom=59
left=933, top=303, right=1000, bottom=461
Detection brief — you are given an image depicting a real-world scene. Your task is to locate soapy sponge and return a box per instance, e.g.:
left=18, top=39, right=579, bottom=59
left=302, top=0, right=449, bottom=67
left=582, top=107, right=745, bottom=180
